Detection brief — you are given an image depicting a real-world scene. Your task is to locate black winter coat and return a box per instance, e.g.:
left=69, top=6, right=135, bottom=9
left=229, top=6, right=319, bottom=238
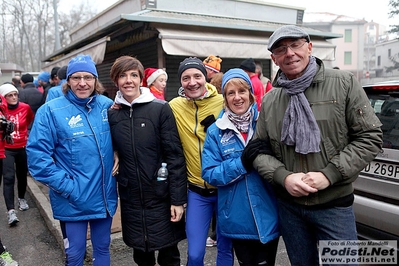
left=108, top=99, right=187, bottom=252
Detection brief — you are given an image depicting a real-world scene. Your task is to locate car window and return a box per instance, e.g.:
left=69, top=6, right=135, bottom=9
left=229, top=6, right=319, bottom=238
left=364, top=83, right=399, bottom=150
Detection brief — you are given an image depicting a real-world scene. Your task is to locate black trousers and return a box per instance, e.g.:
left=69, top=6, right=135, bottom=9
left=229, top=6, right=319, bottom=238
left=2, top=148, right=28, bottom=210
left=232, top=237, right=279, bottom=266
left=133, top=244, right=180, bottom=266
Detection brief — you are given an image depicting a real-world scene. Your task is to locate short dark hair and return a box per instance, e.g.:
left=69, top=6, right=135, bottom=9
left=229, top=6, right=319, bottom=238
left=110, top=56, right=144, bottom=84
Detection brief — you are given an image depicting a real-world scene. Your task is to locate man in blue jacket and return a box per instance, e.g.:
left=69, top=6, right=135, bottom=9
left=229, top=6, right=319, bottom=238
left=27, top=54, right=118, bottom=266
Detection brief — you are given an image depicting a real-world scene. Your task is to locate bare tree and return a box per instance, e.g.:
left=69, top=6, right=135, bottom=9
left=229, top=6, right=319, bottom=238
left=0, top=0, right=98, bottom=72
left=388, top=0, right=399, bottom=33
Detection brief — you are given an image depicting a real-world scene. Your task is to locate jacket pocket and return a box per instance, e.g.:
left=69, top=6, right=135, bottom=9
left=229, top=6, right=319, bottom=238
left=355, top=105, right=382, bottom=131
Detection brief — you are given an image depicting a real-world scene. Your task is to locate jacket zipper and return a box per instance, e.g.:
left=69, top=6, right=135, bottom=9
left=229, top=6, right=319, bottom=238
left=310, top=100, right=337, bottom=106
left=129, top=107, right=149, bottom=248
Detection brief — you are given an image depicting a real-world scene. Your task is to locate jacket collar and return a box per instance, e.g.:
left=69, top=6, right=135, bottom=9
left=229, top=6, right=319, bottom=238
left=65, top=89, right=96, bottom=108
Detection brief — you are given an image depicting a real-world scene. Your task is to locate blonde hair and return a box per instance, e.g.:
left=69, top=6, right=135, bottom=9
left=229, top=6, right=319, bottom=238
left=223, top=78, right=255, bottom=107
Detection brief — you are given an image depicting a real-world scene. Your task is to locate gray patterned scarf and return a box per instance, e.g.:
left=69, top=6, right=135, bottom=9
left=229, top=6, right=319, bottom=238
left=226, top=107, right=251, bottom=133
left=277, top=56, right=320, bottom=154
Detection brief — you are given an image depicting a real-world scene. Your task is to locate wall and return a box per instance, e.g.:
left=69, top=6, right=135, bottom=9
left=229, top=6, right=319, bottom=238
left=155, top=0, right=303, bottom=25
left=375, top=39, right=399, bottom=78
left=330, top=23, right=365, bottom=79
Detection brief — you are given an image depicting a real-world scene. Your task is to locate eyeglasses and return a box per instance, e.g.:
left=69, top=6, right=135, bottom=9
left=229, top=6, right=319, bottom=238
left=272, top=39, right=308, bottom=55
left=69, top=75, right=96, bottom=82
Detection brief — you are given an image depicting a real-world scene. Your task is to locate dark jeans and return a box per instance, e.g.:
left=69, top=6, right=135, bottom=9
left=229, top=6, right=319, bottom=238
left=133, top=244, right=180, bottom=266
left=232, top=238, right=279, bottom=266
left=3, top=148, right=28, bottom=210
left=278, top=199, right=358, bottom=266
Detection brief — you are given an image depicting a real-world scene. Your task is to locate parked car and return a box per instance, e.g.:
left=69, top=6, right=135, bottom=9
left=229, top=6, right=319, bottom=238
left=354, top=81, right=399, bottom=243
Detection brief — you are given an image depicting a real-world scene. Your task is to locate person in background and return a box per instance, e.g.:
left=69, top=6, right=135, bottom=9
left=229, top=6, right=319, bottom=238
left=169, top=57, right=233, bottom=266
left=202, top=68, right=280, bottom=266
left=26, top=54, right=118, bottom=266
left=0, top=92, right=18, bottom=265
left=239, top=58, right=264, bottom=111
left=0, top=84, right=34, bottom=226
left=46, top=66, right=68, bottom=102
left=0, top=239, right=18, bottom=266
left=33, top=78, right=41, bottom=92
left=37, top=72, right=51, bottom=99
left=203, top=55, right=222, bottom=83
left=11, top=76, right=22, bottom=92
left=254, top=60, right=273, bottom=93
left=142, top=68, right=168, bottom=100
left=19, top=73, right=44, bottom=114
left=253, top=25, right=383, bottom=265
left=209, top=72, right=223, bottom=94
left=50, top=66, right=61, bottom=87
left=109, top=55, right=187, bottom=266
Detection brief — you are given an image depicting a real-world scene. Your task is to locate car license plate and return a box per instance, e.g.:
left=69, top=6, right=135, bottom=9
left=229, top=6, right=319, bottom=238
left=362, top=161, right=399, bottom=180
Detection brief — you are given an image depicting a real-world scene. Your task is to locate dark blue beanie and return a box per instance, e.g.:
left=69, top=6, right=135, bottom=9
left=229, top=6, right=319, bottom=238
left=221, top=68, right=253, bottom=95
left=66, top=54, right=98, bottom=78
left=178, top=57, right=207, bottom=82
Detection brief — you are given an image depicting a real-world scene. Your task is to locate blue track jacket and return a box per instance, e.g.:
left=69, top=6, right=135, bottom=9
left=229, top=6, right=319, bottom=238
left=27, top=90, right=117, bottom=221
left=202, top=105, right=280, bottom=244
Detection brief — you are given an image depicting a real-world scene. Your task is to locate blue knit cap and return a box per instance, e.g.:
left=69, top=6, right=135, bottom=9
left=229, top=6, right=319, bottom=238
left=66, top=54, right=98, bottom=78
left=221, top=68, right=253, bottom=95
left=33, top=78, right=39, bottom=87
left=38, top=71, right=50, bottom=82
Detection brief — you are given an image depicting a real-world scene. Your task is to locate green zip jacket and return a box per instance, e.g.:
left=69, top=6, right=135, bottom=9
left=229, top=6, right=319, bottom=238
left=254, top=58, right=383, bottom=206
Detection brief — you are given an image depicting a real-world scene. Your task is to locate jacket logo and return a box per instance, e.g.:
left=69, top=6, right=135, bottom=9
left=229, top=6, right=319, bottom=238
left=68, top=115, right=84, bottom=128
left=220, top=131, right=235, bottom=144
left=101, top=109, right=108, bottom=122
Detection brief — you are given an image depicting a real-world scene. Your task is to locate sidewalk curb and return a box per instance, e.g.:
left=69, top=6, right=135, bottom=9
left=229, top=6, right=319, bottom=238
left=26, top=176, right=64, bottom=249
left=26, top=176, right=124, bottom=255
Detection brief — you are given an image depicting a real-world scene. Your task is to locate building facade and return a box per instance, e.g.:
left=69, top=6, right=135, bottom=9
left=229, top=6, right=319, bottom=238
left=42, top=0, right=339, bottom=100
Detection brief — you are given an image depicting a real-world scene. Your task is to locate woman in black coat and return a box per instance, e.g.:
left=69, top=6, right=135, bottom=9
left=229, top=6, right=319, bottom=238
left=108, top=56, right=187, bottom=266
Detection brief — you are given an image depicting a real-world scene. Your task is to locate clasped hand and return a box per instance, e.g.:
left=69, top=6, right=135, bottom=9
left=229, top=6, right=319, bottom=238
left=284, top=172, right=330, bottom=197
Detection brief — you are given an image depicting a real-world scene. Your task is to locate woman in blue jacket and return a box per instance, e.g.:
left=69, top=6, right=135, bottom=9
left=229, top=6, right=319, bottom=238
left=26, top=54, right=118, bottom=266
left=202, top=68, right=280, bottom=266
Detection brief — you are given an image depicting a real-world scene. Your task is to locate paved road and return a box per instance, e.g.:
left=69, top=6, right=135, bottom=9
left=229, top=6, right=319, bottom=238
left=0, top=176, right=290, bottom=265
left=0, top=180, right=64, bottom=265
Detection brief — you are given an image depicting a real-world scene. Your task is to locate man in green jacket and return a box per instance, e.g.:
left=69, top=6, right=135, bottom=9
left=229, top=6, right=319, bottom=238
left=252, top=25, right=383, bottom=265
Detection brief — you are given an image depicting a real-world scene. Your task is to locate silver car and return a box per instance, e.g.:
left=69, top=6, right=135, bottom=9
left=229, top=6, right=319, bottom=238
left=354, top=81, right=399, bottom=243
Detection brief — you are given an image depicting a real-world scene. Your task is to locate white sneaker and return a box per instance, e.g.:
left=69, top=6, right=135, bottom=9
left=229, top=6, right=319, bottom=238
left=206, top=236, right=217, bottom=247
left=18, top=198, right=29, bottom=211
left=7, top=210, right=19, bottom=226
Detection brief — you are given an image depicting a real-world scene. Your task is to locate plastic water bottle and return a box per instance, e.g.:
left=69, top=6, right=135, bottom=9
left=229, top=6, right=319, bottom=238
left=157, top=163, right=168, bottom=181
